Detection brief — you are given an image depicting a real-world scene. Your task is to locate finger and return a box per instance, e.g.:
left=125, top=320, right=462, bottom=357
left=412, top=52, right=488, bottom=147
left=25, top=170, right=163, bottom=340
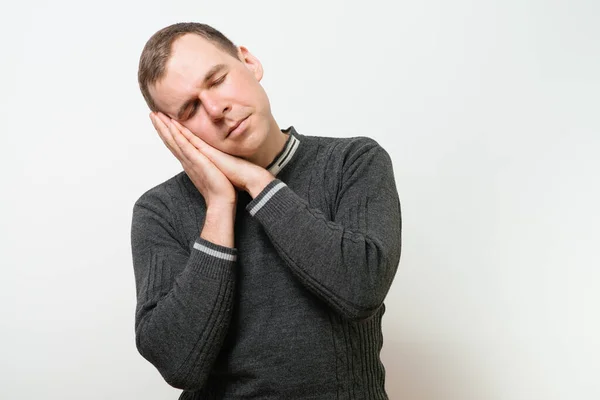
left=150, top=114, right=180, bottom=160
left=155, top=112, right=194, bottom=162
left=167, top=120, right=211, bottom=166
left=170, top=120, right=211, bottom=152
left=171, top=119, right=225, bottom=162
left=155, top=111, right=171, bottom=126
left=168, top=119, right=223, bottom=164
left=150, top=113, right=175, bottom=150
left=150, top=113, right=172, bottom=148
left=151, top=113, right=188, bottom=163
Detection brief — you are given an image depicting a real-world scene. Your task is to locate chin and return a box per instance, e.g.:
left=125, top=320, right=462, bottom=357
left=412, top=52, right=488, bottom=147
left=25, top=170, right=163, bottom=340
left=232, top=124, right=268, bottom=158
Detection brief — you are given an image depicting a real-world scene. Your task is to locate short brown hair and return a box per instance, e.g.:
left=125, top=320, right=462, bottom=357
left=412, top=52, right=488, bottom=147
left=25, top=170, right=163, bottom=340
left=138, top=22, right=239, bottom=111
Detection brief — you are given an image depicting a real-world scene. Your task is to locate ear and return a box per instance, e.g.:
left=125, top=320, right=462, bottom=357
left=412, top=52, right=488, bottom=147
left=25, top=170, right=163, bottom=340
left=237, top=46, right=264, bottom=82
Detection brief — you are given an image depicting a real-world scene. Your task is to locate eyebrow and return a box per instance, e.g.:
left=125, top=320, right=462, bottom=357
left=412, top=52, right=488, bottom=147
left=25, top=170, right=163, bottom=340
left=175, top=63, right=227, bottom=119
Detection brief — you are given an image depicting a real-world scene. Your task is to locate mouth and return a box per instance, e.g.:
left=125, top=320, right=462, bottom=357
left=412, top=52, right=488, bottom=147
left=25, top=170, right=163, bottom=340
left=227, top=116, right=249, bottom=137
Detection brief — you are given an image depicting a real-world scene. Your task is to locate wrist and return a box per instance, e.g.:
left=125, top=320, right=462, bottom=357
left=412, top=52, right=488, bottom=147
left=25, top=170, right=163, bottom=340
left=205, top=191, right=237, bottom=212
left=205, top=203, right=236, bottom=216
left=201, top=205, right=236, bottom=248
left=245, top=170, right=275, bottom=198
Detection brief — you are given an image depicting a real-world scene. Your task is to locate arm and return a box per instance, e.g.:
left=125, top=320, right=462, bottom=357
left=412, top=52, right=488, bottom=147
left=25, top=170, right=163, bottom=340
left=132, top=113, right=240, bottom=390
left=131, top=194, right=236, bottom=390
left=160, top=120, right=401, bottom=321
left=246, top=141, right=401, bottom=321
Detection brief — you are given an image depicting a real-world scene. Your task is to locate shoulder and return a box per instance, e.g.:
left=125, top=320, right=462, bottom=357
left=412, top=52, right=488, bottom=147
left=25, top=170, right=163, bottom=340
left=309, top=134, right=381, bottom=153
left=300, top=132, right=386, bottom=158
left=304, top=134, right=391, bottom=172
left=133, top=171, right=192, bottom=214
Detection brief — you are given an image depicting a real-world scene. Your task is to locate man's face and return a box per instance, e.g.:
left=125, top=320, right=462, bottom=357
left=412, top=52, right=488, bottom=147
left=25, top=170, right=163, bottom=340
left=149, top=33, right=273, bottom=158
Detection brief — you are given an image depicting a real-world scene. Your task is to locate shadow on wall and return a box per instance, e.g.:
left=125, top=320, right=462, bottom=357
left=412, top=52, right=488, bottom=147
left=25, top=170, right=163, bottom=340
left=382, top=339, right=498, bottom=400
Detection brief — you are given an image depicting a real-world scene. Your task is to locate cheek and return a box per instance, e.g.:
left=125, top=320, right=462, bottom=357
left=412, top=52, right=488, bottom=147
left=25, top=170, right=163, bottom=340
left=183, top=118, right=223, bottom=146
left=183, top=119, right=208, bottom=140
left=225, top=74, right=258, bottom=104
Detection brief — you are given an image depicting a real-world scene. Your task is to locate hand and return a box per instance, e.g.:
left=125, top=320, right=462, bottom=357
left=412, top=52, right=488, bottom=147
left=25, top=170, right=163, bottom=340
left=150, top=112, right=236, bottom=209
left=169, top=119, right=275, bottom=198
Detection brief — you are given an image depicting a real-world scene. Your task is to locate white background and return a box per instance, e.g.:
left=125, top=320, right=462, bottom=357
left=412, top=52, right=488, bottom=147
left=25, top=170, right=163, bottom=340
left=1, top=0, right=599, bottom=399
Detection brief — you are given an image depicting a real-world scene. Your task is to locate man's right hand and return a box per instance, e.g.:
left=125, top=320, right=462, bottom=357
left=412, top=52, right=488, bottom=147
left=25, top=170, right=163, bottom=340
left=150, top=112, right=236, bottom=247
left=151, top=112, right=236, bottom=209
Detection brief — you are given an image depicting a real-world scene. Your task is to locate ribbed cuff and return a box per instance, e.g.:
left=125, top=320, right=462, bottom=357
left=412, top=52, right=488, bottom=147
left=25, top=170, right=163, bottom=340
left=247, top=179, right=287, bottom=216
left=188, top=237, right=237, bottom=280
left=246, top=179, right=302, bottom=223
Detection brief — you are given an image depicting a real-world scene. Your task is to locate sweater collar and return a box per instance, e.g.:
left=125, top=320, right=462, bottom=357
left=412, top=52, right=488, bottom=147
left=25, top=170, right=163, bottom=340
left=267, top=126, right=300, bottom=177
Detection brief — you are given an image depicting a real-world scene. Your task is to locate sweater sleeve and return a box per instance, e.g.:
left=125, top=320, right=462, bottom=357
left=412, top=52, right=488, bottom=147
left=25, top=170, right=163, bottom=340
left=246, top=140, right=401, bottom=322
left=131, top=190, right=236, bottom=390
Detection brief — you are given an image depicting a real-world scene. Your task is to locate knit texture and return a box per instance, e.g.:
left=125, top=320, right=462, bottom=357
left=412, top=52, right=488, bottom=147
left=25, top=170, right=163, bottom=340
left=131, top=127, right=402, bottom=399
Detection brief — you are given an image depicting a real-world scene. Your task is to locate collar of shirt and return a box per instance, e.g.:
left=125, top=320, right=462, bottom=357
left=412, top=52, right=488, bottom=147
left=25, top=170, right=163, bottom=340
left=267, top=126, right=301, bottom=177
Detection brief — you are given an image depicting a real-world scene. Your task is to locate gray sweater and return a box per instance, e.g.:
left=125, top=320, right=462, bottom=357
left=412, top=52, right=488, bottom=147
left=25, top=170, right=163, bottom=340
left=131, top=127, right=402, bottom=399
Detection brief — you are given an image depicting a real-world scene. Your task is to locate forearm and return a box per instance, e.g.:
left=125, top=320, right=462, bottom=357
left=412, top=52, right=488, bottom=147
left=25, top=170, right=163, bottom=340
left=132, top=202, right=237, bottom=390
left=135, top=239, right=236, bottom=390
left=245, top=169, right=276, bottom=198
left=247, top=180, right=401, bottom=321
left=201, top=204, right=236, bottom=247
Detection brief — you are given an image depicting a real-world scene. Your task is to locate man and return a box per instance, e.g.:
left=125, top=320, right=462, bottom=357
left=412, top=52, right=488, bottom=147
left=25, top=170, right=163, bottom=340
left=131, top=22, right=401, bottom=399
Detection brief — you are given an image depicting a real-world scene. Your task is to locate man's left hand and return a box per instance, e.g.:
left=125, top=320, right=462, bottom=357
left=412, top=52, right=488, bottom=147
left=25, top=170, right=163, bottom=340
left=167, top=117, right=275, bottom=198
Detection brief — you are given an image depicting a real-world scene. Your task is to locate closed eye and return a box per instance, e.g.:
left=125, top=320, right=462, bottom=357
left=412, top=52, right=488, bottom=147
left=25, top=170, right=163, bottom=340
left=211, top=74, right=227, bottom=87
left=179, top=73, right=227, bottom=120
left=184, top=100, right=200, bottom=120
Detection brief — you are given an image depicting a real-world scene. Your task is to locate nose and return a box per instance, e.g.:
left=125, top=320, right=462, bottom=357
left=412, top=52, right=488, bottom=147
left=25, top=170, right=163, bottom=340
left=200, top=91, right=230, bottom=121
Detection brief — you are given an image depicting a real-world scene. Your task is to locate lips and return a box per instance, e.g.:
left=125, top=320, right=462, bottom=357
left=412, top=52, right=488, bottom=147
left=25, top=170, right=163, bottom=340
left=227, top=116, right=249, bottom=137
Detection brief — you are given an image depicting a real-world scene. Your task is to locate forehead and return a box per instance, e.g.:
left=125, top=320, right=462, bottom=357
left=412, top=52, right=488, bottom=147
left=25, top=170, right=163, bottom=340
left=169, top=33, right=232, bottom=71
left=150, top=34, right=235, bottom=112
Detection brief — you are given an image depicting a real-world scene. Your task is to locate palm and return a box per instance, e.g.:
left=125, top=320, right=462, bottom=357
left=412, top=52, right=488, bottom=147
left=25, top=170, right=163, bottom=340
left=151, top=113, right=236, bottom=207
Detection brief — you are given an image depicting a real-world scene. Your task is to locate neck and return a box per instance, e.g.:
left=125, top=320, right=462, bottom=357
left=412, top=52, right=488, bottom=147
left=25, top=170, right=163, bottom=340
left=247, top=118, right=289, bottom=168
